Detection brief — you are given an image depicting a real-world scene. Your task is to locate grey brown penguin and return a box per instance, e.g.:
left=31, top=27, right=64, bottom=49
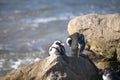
left=66, top=32, right=85, bottom=56
left=66, top=32, right=102, bottom=80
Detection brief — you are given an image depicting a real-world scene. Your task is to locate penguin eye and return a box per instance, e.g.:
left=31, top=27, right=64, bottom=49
left=66, top=37, right=72, bottom=46
left=56, top=42, right=60, bottom=45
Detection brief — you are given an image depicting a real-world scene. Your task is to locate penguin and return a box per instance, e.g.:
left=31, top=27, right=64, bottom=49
left=66, top=32, right=103, bottom=80
left=49, top=40, right=66, bottom=57
left=66, top=32, right=85, bottom=56
left=102, top=68, right=120, bottom=80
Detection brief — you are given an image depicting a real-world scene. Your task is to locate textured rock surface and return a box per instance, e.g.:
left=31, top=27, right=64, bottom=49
left=0, top=56, right=101, bottom=80
left=68, top=14, right=120, bottom=62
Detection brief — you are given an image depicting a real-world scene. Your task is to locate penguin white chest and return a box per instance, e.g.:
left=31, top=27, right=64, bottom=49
left=49, top=47, right=60, bottom=56
left=102, top=74, right=111, bottom=80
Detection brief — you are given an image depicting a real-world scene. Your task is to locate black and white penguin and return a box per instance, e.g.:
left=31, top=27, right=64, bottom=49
left=102, top=68, right=120, bottom=80
left=66, top=32, right=103, bottom=80
left=49, top=40, right=66, bottom=57
left=66, top=32, right=85, bottom=56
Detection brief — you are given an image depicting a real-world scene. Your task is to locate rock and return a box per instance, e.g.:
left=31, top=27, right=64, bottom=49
left=0, top=55, right=101, bottom=80
left=83, top=50, right=120, bottom=71
left=68, top=14, right=120, bottom=62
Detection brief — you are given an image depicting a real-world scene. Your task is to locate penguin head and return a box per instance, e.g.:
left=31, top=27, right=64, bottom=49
left=103, top=68, right=112, bottom=75
left=66, top=32, right=85, bottom=56
left=49, top=40, right=65, bottom=56
left=102, top=68, right=114, bottom=80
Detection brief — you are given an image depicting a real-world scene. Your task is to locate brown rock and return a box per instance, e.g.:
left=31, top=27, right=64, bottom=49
left=80, top=49, right=120, bottom=72
left=0, top=55, right=101, bottom=80
left=68, top=14, right=120, bottom=62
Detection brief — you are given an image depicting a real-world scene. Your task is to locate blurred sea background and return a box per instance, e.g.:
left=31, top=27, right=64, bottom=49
left=0, top=0, right=120, bottom=76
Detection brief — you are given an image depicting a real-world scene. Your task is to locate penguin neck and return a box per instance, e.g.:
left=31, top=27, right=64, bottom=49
left=71, top=48, right=82, bottom=57
left=71, top=49, right=78, bottom=57
left=78, top=47, right=83, bottom=56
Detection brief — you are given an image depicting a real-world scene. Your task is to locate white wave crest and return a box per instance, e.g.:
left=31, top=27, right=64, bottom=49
left=33, top=17, right=67, bottom=24
left=10, top=58, right=34, bottom=69
left=24, top=13, right=75, bottom=24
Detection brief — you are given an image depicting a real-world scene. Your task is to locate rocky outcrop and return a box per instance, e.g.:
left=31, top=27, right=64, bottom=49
left=68, top=14, right=120, bottom=71
left=0, top=55, right=101, bottom=80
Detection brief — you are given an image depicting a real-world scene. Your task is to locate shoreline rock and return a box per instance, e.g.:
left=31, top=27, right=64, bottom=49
left=68, top=13, right=120, bottom=71
left=1, top=13, right=120, bottom=80
left=0, top=55, right=101, bottom=80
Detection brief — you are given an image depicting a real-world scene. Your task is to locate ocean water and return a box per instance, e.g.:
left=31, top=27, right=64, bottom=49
left=0, top=0, right=120, bottom=76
